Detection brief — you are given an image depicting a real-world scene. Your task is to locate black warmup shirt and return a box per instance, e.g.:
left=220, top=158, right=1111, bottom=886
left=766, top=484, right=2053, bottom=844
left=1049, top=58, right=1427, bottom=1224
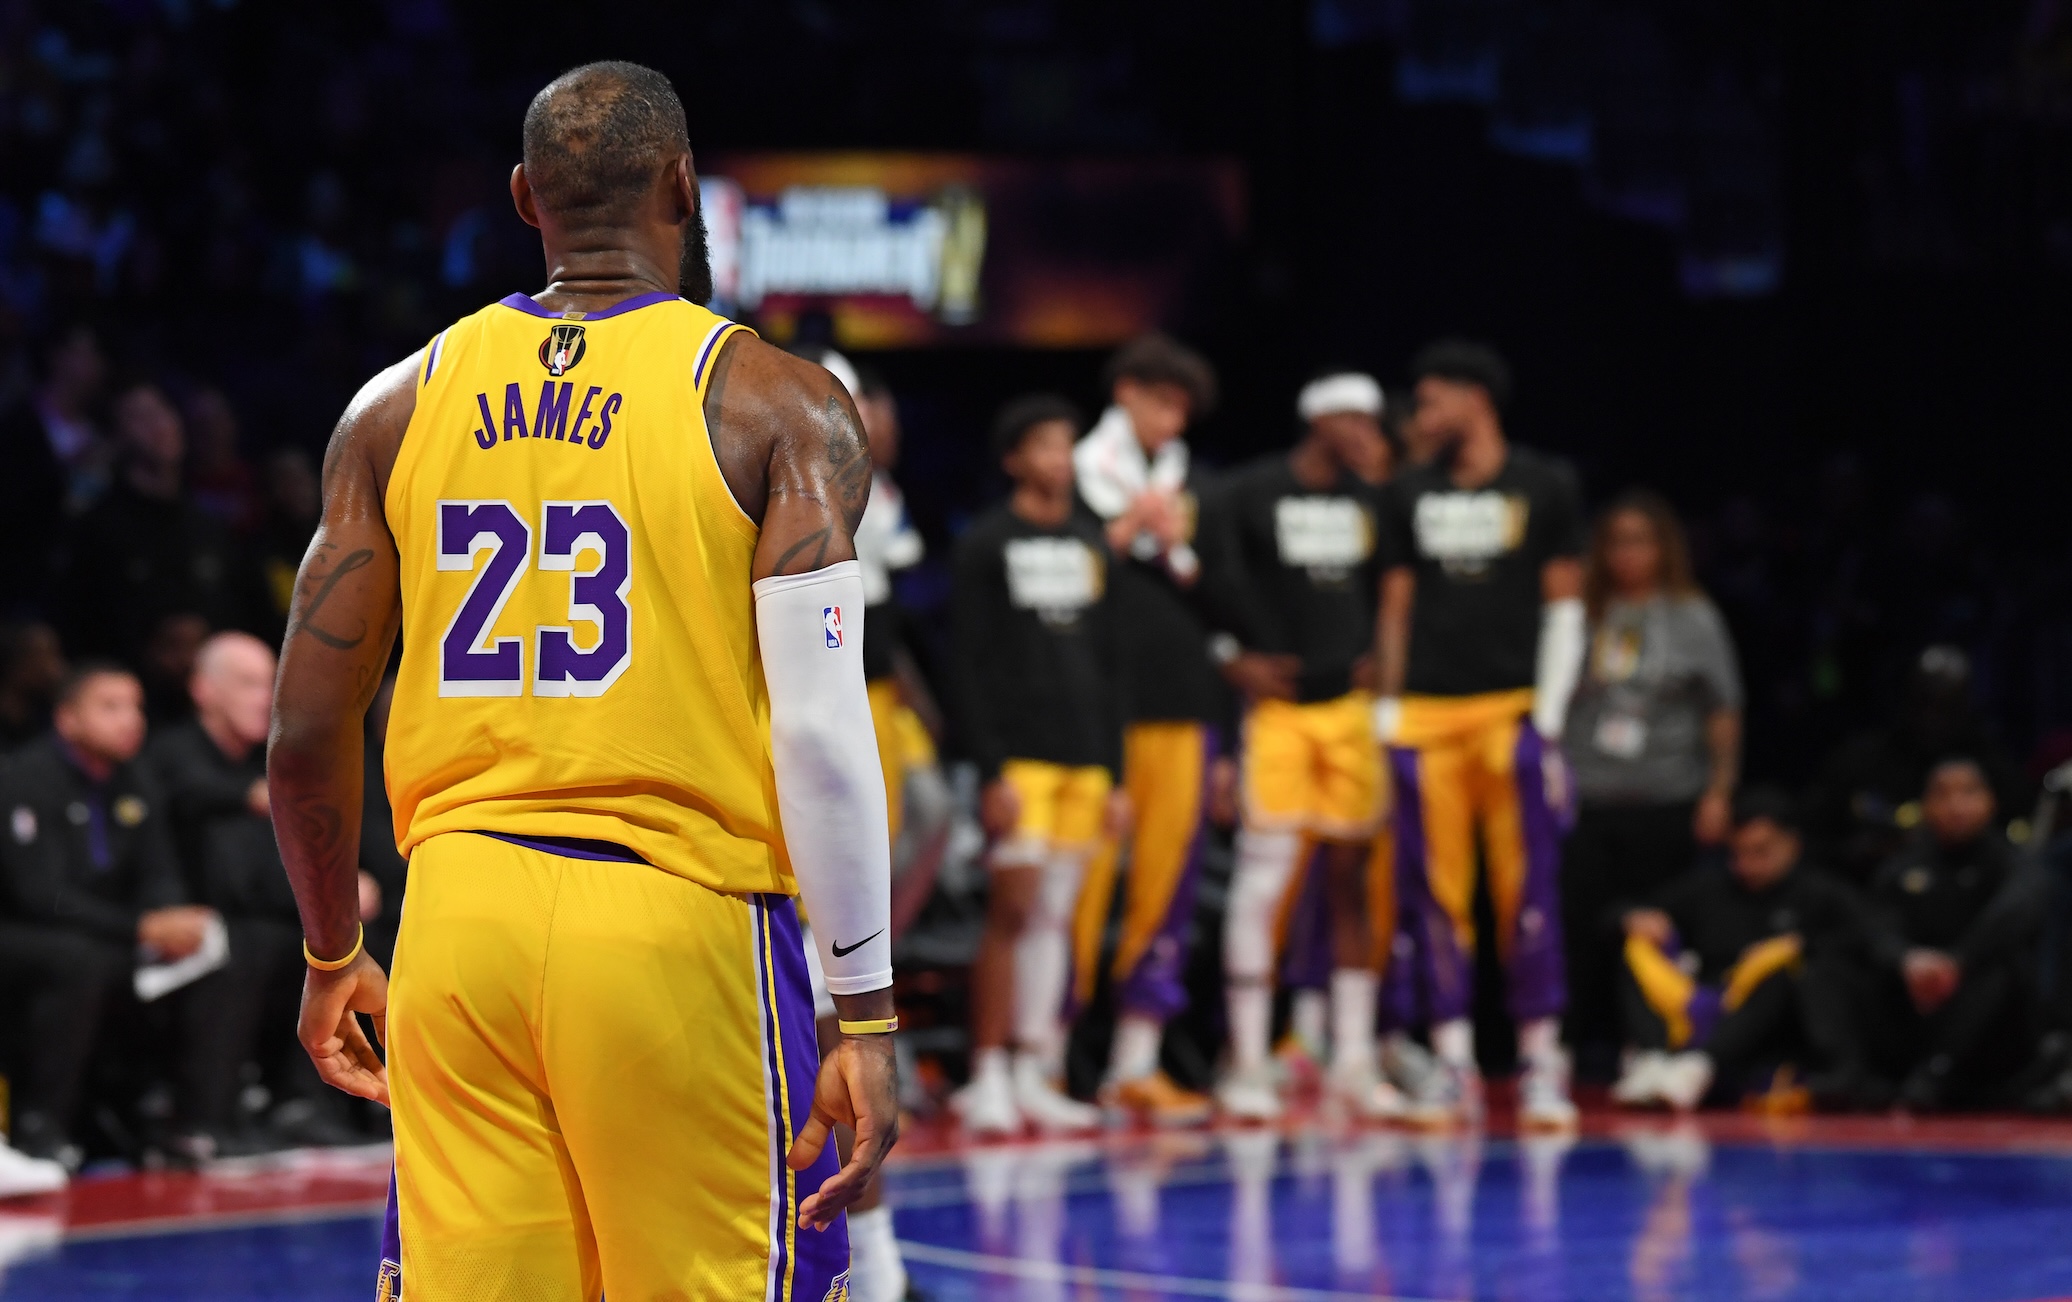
left=950, top=505, right=1122, bottom=779
left=1650, top=861, right=1863, bottom=984
left=1206, top=457, right=1381, bottom=703
left=1863, top=830, right=2039, bottom=974
left=0, top=735, right=185, bottom=943
left=1078, top=476, right=1226, bottom=726
left=1376, top=447, right=1585, bottom=697
left=150, top=721, right=299, bottom=922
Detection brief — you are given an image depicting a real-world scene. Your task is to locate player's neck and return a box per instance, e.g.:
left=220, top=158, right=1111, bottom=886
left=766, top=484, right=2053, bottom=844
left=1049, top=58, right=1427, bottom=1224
left=1446, top=424, right=1507, bottom=489
left=531, top=243, right=677, bottom=314
left=1287, top=438, right=1342, bottom=491
left=1009, top=482, right=1072, bottom=527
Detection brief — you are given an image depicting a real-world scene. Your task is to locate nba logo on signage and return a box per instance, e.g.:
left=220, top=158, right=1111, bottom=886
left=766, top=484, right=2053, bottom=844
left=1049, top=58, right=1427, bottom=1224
left=823, top=606, right=843, bottom=648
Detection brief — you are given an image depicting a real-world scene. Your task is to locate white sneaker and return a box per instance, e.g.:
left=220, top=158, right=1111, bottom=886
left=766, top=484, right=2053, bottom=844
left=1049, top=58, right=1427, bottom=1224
left=1326, top=1059, right=1408, bottom=1123
left=1612, top=1051, right=1671, bottom=1108
left=1011, top=1058, right=1102, bottom=1134
left=1518, top=1050, right=1579, bottom=1132
left=950, top=1070, right=1023, bottom=1139
left=1405, top=1060, right=1481, bottom=1130
left=1216, top=1064, right=1284, bottom=1123
left=0, top=1144, right=66, bottom=1198
left=1655, top=1052, right=1714, bottom=1113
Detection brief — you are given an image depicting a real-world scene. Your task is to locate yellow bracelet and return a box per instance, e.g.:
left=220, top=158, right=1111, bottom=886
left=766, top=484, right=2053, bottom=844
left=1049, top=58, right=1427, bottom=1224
left=837, top=1016, right=900, bottom=1036
left=304, top=925, right=365, bottom=972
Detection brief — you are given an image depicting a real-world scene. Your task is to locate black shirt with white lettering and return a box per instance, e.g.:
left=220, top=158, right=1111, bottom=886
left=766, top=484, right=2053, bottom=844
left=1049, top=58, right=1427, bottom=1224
left=950, top=505, right=1122, bottom=780
left=1376, top=447, right=1585, bottom=697
left=1204, top=457, right=1381, bottom=703
left=1076, top=476, right=1229, bottom=728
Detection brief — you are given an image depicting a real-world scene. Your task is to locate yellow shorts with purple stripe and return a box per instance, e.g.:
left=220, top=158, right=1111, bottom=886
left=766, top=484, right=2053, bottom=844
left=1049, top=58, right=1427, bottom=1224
left=384, top=831, right=847, bottom=1302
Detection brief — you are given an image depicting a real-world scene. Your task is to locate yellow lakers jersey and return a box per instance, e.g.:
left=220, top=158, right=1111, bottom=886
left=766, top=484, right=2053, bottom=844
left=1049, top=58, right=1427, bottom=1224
left=384, top=291, right=790, bottom=893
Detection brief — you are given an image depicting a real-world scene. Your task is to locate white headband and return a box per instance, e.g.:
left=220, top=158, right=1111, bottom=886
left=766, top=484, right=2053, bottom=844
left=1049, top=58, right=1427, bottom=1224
left=1296, top=372, right=1383, bottom=421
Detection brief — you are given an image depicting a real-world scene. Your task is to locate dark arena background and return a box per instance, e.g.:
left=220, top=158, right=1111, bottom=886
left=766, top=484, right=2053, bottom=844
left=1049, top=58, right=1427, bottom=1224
left=4, top=2, right=2072, bottom=1300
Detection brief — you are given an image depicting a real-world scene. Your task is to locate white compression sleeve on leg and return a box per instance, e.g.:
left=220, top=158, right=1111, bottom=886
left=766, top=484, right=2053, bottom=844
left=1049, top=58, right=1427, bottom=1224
left=1223, top=829, right=1304, bottom=981
left=1532, top=597, right=1586, bottom=741
left=754, top=561, right=893, bottom=996
left=1013, top=850, right=1088, bottom=1064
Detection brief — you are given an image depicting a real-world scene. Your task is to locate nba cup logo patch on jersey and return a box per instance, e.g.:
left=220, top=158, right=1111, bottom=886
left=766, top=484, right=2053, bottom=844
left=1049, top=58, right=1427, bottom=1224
left=538, top=322, right=587, bottom=376
left=823, top=605, right=844, bottom=647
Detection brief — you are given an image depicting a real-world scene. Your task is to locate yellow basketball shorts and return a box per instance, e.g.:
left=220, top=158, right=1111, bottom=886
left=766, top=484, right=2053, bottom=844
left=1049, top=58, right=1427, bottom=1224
left=1240, top=693, right=1381, bottom=840
left=867, top=678, right=938, bottom=844
left=1070, top=721, right=1215, bottom=1014
left=383, top=831, right=848, bottom=1302
left=997, top=759, right=1111, bottom=862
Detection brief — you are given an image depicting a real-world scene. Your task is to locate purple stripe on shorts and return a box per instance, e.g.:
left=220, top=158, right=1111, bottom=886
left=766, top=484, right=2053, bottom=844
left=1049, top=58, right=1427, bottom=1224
left=1389, top=745, right=1474, bottom=1026
left=472, top=830, right=647, bottom=864
left=760, top=895, right=849, bottom=1302
left=1116, top=724, right=1218, bottom=1020
left=1508, top=724, right=1568, bottom=1022
left=376, top=1168, right=402, bottom=1301
left=496, top=289, right=682, bottom=320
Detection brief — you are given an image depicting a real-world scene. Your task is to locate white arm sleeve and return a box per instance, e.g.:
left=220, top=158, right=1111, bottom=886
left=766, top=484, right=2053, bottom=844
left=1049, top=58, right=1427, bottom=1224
left=753, top=560, right=893, bottom=996
left=1532, top=597, right=1587, bottom=742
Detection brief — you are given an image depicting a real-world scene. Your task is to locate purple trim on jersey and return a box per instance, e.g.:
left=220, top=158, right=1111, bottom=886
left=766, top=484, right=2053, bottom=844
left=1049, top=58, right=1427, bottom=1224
left=692, top=320, right=738, bottom=388
left=421, top=330, right=446, bottom=384
left=495, top=289, right=682, bottom=320
left=1115, top=724, right=1218, bottom=1020
left=473, top=830, right=647, bottom=864
left=759, top=895, right=849, bottom=1302
left=1508, top=722, right=1569, bottom=1022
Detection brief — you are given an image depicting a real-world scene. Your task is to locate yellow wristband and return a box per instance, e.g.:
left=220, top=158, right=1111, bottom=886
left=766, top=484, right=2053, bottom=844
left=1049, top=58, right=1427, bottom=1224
left=304, top=925, right=365, bottom=972
left=836, top=1016, right=899, bottom=1036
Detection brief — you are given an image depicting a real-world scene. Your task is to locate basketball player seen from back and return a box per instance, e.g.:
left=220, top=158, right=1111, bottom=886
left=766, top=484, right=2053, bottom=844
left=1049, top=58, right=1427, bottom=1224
left=268, top=62, right=896, bottom=1301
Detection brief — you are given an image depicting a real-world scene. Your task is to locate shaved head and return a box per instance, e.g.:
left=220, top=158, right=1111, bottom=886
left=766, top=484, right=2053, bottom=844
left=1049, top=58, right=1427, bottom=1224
left=522, top=61, right=690, bottom=225
left=192, top=631, right=277, bottom=754
left=518, top=61, right=711, bottom=303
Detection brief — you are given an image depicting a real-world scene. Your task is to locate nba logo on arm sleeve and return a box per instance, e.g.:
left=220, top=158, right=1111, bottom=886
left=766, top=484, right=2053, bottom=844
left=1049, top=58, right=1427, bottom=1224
left=824, top=606, right=844, bottom=648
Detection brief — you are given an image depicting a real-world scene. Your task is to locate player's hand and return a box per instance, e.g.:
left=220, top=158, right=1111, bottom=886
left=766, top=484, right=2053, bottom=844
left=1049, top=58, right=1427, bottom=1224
left=1623, top=908, right=1675, bottom=947
left=298, top=948, right=390, bottom=1107
left=1693, top=789, right=1732, bottom=845
left=979, top=779, right=1021, bottom=839
left=1903, top=948, right=1960, bottom=1014
left=1102, top=788, right=1133, bottom=840
left=1222, top=652, right=1300, bottom=702
left=789, top=1029, right=899, bottom=1231
left=138, top=905, right=215, bottom=960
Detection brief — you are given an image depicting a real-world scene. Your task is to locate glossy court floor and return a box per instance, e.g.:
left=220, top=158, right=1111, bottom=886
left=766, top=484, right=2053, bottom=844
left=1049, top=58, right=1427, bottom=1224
left=4, top=1108, right=2072, bottom=1301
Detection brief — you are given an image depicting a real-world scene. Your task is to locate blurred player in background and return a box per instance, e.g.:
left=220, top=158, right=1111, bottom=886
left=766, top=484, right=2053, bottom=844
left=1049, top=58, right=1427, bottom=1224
left=269, top=62, right=897, bottom=1300
left=1373, top=340, right=1586, bottom=1129
left=1070, top=333, right=1223, bottom=1128
left=950, top=395, right=1126, bottom=1137
left=1205, top=371, right=1392, bottom=1121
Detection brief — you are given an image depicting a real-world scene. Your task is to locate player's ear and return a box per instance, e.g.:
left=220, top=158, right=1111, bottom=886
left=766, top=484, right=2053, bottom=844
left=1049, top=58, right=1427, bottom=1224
left=511, top=164, right=542, bottom=230
left=670, top=153, right=697, bottom=225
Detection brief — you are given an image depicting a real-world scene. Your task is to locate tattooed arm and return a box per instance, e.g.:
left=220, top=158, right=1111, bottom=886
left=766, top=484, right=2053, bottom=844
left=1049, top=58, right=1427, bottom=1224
left=701, top=333, right=872, bottom=580
left=704, top=333, right=897, bottom=1227
left=268, top=353, right=412, bottom=1105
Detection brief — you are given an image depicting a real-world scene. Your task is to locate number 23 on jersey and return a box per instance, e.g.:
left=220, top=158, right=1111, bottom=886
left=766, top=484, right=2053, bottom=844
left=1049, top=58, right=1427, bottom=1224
left=437, top=498, right=631, bottom=698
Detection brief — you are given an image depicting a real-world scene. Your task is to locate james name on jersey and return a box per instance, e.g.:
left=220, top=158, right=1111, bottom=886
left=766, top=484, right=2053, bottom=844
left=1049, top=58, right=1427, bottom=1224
left=466, top=379, right=625, bottom=452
